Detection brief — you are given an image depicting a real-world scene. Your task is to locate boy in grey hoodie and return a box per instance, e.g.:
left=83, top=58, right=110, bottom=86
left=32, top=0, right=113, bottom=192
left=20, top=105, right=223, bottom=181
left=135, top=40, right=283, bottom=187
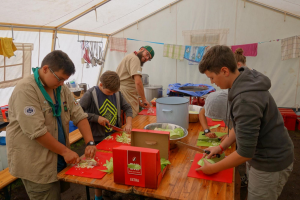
left=198, top=45, right=294, bottom=200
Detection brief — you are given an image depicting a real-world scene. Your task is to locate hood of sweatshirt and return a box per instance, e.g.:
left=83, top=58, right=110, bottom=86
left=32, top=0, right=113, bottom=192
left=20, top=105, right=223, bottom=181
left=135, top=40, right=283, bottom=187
left=228, top=67, right=271, bottom=102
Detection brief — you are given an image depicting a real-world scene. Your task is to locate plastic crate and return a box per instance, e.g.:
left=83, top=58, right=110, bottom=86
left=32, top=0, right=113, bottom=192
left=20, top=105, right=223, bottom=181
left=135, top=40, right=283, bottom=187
left=297, top=118, right=300, bottom=131
left=69, top=121, right=78, bottom=133
left=279, top=109, right=297, bottom=131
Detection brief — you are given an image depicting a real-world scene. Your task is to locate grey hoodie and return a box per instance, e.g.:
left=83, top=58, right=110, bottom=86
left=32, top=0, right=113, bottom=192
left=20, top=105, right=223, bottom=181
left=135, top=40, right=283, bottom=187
left=228, top=67, right=294, bottom=172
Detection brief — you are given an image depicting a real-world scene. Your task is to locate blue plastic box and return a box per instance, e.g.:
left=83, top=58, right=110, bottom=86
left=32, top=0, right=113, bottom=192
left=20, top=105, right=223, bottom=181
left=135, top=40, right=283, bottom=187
left=69, top=121, right=78, bottom=133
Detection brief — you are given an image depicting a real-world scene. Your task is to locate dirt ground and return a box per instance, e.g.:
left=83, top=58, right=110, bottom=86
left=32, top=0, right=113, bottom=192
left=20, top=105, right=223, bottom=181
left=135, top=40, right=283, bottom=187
left=1, top=130, right=299, bottom=200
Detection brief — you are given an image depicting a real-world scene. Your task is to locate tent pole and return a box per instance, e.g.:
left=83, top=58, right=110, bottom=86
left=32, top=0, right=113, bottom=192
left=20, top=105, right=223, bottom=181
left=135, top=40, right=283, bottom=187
left=56, top=0, right=111, bottom=30
left=0, top=23, right=109, bottom=37
left=51, top=30, right=57, bottom=51
left=111, top=0, right=182, bottom=36
left=246, top=0, right=300, bottom=20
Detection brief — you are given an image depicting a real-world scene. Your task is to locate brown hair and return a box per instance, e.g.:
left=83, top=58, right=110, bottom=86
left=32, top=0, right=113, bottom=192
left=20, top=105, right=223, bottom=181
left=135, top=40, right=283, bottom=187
left=234, top=48, right=246, bottom=64
left=100, top=71, right=120, bottom=92
left=199, top=45, right=237, bottom=74
left=41, top=50, right=75, bottom=75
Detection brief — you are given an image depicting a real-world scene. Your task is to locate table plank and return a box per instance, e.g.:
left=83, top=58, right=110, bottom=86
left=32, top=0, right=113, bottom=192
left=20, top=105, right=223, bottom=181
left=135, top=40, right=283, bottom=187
left=57, top=153, right=133, bottom=194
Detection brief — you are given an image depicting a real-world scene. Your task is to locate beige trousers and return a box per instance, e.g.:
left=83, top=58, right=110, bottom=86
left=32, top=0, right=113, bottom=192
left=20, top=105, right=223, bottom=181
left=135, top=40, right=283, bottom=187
left=247, top=162, right=293, bottom=200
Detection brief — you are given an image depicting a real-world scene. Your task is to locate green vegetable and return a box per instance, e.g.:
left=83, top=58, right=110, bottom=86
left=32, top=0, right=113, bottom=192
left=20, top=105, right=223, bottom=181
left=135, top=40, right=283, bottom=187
left=76, top=158, right=98, bottom=169
left=116, top=132, right=131, bottom=144
left=128, top=163, right=142, bottom=170
left=197, top=153, right=225, bottom=166
left=209, top=124, right=221, bottom=129
left=154, top=128, right=184, bottom=138
left=212, top=119, right=222, bottom=121
left=104, top=135, right=113, bottom=140
left=160, top=158, right=171, bottom=171
left=101, top=157, right=113, bottom=174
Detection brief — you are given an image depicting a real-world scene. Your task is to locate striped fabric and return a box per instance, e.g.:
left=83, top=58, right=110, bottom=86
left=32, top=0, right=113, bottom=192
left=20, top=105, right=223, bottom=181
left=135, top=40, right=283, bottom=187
left=163, top=44, right=185, bottom=60
left=281, top=35, right=300, bottom=60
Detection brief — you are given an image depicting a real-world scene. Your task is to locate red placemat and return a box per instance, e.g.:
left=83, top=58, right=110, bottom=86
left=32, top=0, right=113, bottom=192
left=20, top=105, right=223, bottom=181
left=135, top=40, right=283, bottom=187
left=96, top=133, right=130, bottom=151
left=207, top=117, right=226, bottom=127
left=65, top=152, right=112, bottom=179
left=187, top=153, right=233, bottom=183
left=138, top=107, right=156, bottom=116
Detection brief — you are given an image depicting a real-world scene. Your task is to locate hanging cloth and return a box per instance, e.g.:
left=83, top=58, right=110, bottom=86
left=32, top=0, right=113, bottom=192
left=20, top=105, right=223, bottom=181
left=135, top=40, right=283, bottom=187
left=0, top=37, right=17, bottom=58
left=32, top=67, right=62, bottom=117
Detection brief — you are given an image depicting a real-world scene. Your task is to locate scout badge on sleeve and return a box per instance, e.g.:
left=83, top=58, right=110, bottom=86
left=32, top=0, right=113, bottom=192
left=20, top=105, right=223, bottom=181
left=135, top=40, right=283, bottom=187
left=73, top=98, right=79, bottom=106
left=24, top=106, right=36, bottom=116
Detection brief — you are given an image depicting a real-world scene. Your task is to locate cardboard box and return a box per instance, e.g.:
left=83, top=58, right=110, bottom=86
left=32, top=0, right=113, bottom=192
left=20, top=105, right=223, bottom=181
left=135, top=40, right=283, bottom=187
left=113, top=129, right=170, bottom=189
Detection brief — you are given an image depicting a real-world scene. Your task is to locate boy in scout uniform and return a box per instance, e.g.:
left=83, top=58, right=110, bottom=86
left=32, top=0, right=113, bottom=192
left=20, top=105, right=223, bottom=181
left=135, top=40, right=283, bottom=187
left=116, top=46, right=154, bottom=117
left=6, top=50, right=97, bottom=200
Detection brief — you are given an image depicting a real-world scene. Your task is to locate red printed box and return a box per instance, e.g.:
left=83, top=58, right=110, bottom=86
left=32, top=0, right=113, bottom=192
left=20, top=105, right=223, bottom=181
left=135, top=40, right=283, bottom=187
left=113, top=129, right=170, bottom=189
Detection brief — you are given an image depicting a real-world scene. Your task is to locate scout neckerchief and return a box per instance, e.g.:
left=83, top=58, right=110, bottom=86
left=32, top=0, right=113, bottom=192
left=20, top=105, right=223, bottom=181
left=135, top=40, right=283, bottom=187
left=32, top=67, right=62, bottom=117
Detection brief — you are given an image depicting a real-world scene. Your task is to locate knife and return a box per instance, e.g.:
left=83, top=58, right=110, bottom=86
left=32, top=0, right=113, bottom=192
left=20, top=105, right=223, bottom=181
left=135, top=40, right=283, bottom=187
left=198, top=137, right=221, bottom=141
left=176, top=141, right=220, bottom=158
left=110, top=125, right=123, bottom=132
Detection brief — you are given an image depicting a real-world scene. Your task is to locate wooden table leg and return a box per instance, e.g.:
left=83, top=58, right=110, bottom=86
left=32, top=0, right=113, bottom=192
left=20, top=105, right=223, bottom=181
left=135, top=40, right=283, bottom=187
left=235, top=167, right=241, bottom=200
left=86, top=186, right=90, bottom=200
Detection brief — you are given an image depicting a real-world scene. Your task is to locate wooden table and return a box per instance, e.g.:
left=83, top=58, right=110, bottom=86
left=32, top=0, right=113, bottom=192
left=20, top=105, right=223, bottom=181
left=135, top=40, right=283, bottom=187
left=132, top=116, right=236, bottom=200
left=57, top=115, right=236, bottom=200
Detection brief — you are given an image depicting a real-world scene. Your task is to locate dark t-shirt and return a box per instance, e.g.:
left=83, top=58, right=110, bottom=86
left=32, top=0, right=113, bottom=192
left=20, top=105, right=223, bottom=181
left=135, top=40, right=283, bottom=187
left=95, top=86, right=118, bottom=140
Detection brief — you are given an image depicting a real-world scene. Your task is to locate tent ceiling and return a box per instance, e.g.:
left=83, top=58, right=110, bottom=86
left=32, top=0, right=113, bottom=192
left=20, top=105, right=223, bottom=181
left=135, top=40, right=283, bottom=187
left=1, top=0, right=176, bottom=34
left=1, top=0, right=299, bottom=35
left=249, top=0, right=300, bottom=17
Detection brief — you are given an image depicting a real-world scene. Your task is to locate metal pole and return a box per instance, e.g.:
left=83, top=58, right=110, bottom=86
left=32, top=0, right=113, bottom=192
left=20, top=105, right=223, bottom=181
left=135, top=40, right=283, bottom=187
left=246, top=0, right=300, bottom=20
left=0, top=24, right=109, bottom=37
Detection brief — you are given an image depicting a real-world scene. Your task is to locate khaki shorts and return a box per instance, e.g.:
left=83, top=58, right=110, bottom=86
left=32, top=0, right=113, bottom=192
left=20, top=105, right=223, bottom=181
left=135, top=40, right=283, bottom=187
left=22, top=179, right=70, bottom=200
left=247, top=162, right=293, bottom=200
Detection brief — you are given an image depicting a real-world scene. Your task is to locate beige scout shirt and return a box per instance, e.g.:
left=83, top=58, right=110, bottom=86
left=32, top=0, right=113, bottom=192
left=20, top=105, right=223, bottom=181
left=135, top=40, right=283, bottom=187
left=116, top=53, right=142, bottom=117
left=6, top=75, right=87, bottom=184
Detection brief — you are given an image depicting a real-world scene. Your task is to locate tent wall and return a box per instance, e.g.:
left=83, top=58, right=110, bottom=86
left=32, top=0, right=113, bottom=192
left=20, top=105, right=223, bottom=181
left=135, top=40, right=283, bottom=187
left=104, top=0, right=300, bottom=108
left=0, top=30, right=106, bottom=106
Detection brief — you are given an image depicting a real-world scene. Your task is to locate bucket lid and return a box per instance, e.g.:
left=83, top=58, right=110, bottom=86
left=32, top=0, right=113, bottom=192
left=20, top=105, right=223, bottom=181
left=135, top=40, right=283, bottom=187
left=144, top=85, right=162, bottom=89
left=156, top=97, right=189, bottom=105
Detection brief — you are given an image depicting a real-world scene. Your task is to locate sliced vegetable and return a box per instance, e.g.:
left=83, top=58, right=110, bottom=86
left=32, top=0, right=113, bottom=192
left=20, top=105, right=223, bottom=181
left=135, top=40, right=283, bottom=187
left=209, top=124, right=221, bottom=130
left=212, top=119, right=222, bottom=121
left=101, top=157, right=113, bottom=174
left=128, top=163, right=142, bottom=170
left=197, top=153, right=225, bottom=166
left=76, top=158, right=98, bottom=169
left=189, top=111, right=199, bottom=114
left=160, top=158, right=171, bottom=171
left=104, top=135, right=113, bottom=140
left=116, top=132, right=131, bottom=144
left=154, top=128, right=185, bottom=138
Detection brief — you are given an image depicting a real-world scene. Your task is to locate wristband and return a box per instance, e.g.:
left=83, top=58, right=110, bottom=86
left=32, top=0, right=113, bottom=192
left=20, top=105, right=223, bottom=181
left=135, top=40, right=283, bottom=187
left=219, top=144, right=224, bottom=152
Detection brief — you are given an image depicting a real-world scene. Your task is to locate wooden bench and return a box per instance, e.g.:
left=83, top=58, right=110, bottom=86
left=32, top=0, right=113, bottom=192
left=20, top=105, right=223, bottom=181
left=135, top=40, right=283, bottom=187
left=69, top=129, right=83, bottom=145
left=0, top=168, right=17, bottom=200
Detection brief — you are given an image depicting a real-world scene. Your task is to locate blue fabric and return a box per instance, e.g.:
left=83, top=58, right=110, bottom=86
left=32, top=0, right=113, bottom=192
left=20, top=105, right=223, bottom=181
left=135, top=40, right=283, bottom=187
left=184, top=46, right=206, bottom=63
left=167, top=83, right=215, bottom=97
left=54, top=91, right=67, bottom=173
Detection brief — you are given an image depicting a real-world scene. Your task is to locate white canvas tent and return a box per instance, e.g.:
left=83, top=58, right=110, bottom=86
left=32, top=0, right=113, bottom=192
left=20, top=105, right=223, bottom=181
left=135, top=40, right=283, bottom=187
left=1, top=0, right=300, bottom=108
